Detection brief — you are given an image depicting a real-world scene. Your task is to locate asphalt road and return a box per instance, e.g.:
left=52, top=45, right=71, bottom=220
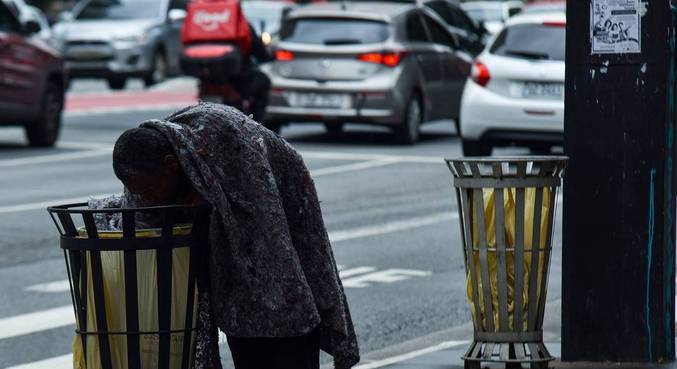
left=0, top=80, right=563, bottom=369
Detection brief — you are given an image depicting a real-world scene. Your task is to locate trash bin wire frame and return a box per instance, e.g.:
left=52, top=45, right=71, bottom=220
left=47, top=203, right=210, bottom=369
left=446, top=157, right=566, bottom=369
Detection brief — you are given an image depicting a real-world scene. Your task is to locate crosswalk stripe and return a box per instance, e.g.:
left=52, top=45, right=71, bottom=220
left=0, top=306, right=74, bottom=341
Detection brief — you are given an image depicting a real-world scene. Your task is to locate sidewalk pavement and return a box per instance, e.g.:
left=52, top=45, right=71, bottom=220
left=369, top=342, right=677, bottom=369
left=352, top=297, right=677, bottom=369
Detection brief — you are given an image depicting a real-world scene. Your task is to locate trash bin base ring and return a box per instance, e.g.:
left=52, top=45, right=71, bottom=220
left=462, top=340, right=554, bottom=364
left=474, top=331, right=542, bottom=342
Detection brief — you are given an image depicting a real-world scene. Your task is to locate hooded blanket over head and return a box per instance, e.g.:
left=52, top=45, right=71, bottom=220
left=94, top=103, right=359, bottom=369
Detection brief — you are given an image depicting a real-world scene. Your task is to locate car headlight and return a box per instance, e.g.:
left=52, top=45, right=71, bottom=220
left=261, top=32, right=272, bottom=46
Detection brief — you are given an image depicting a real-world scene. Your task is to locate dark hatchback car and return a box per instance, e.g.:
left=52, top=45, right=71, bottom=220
left=0, top=1, right=65, bottom=146
left=263, top=2, right=473, bottom=143
left=422, top=0, right=487, bottom=55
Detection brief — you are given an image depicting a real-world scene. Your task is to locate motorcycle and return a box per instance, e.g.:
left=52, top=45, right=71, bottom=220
left=179, top=0, right=257, bottom=116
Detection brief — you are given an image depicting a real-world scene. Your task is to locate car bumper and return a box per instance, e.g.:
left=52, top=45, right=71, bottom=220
left=460, top=80, right=564, bottom=144
left=263, top=68, right=407, bottom=125
left=64, top=42, right=154, bottom=79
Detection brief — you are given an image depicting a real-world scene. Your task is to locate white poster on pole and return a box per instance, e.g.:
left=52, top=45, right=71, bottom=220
left=591, top=0, right=641, bottom=54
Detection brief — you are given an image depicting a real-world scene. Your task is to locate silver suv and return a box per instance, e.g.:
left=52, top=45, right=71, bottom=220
left=53, top=0, right=188, bottom=90
left=262, top=2, right=472, bottom=143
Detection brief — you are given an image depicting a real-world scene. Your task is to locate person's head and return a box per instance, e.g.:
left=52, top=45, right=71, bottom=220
left=113, top=126, right=184, bottom=205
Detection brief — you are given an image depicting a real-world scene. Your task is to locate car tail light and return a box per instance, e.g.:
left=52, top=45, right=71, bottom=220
left=275, top=50, right=294, bottom=61
left=357, top=51, right=404, bottom=68
left=471, top=61, right=491, bottom=87
left=543, top=21, right=566, bottom=27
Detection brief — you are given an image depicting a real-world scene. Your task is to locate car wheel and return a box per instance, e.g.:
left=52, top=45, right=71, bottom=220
left=143, top=51, right=168, bottom=87
left=394, top=94, right=422, bottom=145
left=462, top=138, right=492, bottom=157
left=324, top=122, right=343, bottom=136
left=107, top=77, right=127, bottom=90
left=25, top=81, right=63, bottom=147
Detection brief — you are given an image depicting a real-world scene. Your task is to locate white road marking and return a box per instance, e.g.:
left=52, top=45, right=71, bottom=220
left=0, top=149, right=111, bottom=168
left=24, top=280, right=71, bottom=293
left=353, top=340, right=470, bottom=369
left=5, top=353, right=72, bottom=369
left=342, top=269, right=432, bottom=288
left=329, top=212, right=457, bottom=243
left=23, top=266, right=379, bottom=295
left=8, top=208, right=455, bottom=340
left=5, top=340, right=471, bottom=369
left=301, top=151, right=443, bottom=164
left=0, top=194, right=115, bottom=214
left=312, top=159, right=400, bottom=177
left=339, top=266, right=377, bottom=279
left=0, top=306, right=75, bottom=341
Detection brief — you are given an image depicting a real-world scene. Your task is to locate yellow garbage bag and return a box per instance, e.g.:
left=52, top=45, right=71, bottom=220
left=467, top=188, right=551, bottom=332
left=72, top=226, right=198, bottom=369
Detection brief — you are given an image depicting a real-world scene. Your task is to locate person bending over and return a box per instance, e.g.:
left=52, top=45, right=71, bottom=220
left=109, top=102, right=359, bottom=369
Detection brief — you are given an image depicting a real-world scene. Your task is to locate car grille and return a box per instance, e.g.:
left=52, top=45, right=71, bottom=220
left=65, top=40, right=114, bottom=62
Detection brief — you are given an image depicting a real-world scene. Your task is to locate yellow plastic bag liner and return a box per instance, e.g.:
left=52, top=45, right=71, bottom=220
left=467, top=188, right=551, bottom=331
left=72, top=226, right=198, bottom=369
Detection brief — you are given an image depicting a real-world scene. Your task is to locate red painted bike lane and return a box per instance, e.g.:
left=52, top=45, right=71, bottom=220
left=65, top=90, right=198, bottom=115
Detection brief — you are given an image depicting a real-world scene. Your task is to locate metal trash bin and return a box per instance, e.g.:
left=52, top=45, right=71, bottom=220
left=47, top=203, right=210, bottom=369
left=446, top=157, right=567, bottom=369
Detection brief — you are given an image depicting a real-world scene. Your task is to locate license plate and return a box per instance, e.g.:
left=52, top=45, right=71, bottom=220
left=521, top=82, right=564, bottom=99
left=289, top=92, right=351, bottom=109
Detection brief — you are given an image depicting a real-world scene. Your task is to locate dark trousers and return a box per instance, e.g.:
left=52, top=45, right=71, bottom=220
left=226, top=328, right=321, bottom=369
left=229, top=68, right=271, bottom=122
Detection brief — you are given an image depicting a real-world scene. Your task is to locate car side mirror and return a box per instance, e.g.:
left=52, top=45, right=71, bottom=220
left=168, top=8, right=187, bottom=22
left=24, top=20, right=41, bottom=34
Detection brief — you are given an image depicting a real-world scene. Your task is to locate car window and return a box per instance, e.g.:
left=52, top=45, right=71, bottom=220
left=508, top=7, right=521, bottom=17
left=0, top=2, right=21, bottom=33
left=490, top=23, right=565, bottom=61
left=280, top=18, right=390, bottom=45
left=169, top=0, right=189, bottom=11
left=425, top=2, right=456, bottom=26
left=450, top=7, right=477, bottom=32
left=77, top=0, right=161, bottom=20
left=405, top=13, right=428, bottom=42
left=422, top=14, right=457, bottom=49
left=465, top=8, right=503, bottom=22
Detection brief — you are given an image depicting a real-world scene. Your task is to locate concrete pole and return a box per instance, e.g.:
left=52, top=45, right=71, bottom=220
left=563, top=0, right=677, bottom=362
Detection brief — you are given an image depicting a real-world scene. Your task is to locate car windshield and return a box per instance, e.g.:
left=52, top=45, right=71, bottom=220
left=520, top=4, right=566, bottom=14
left=76, top=0, right=160, bottom=20
left=490, top=23, right=565, bottom=61
left=465, top=8, right=504, bottom=22
left=242, top=2, right=288, bottom=34
left=280, top=18, right=390, bottom=45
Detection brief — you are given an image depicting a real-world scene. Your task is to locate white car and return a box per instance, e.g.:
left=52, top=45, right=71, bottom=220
left=459, top=12, right=565, bottom=156
left=461, top=1, right=524, bottom=35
